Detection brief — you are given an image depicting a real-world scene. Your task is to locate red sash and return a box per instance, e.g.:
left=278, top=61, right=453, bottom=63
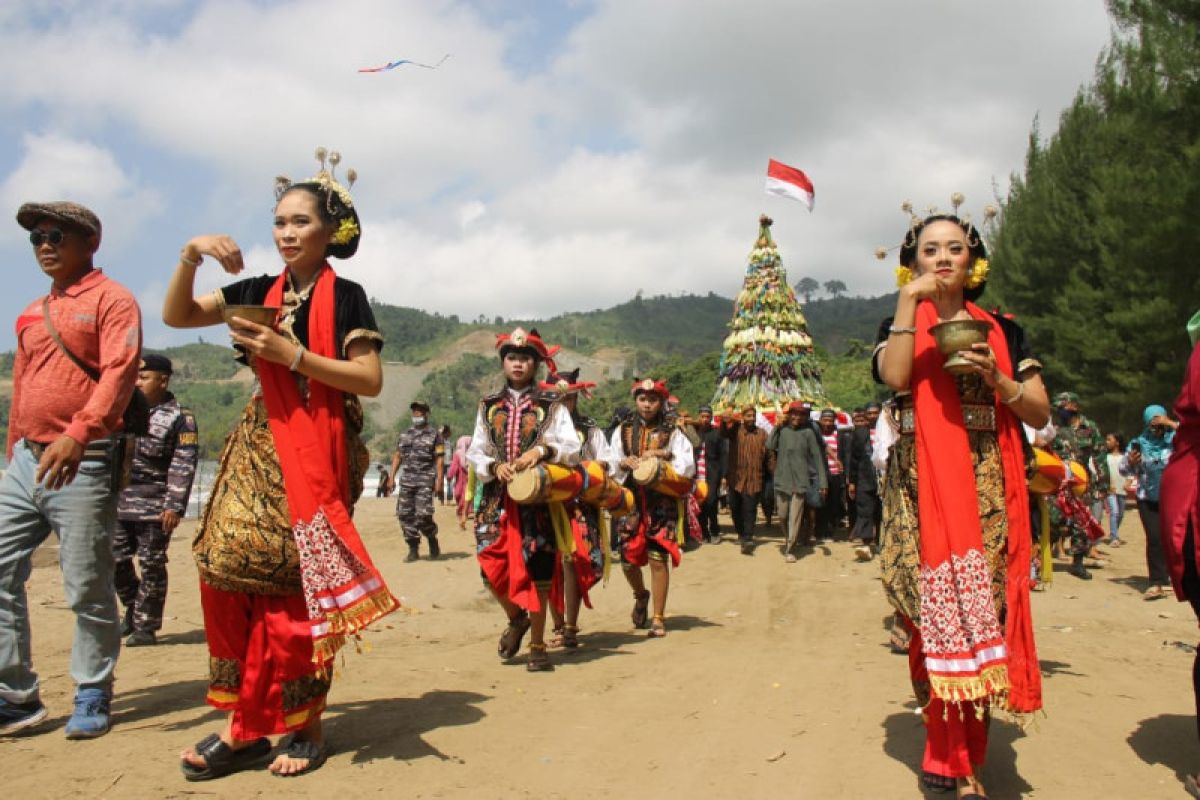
left=257, top=264, right=399, bottom=665
left=912, top=300, right=1040, bottom=713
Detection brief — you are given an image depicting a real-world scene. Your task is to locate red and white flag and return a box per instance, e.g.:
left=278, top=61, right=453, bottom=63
left=765, top=159, right=814, bottom=211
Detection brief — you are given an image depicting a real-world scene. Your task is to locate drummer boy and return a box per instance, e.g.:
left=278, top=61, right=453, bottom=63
left=608, top=378, right=696, bottom=638
left=465, top=328, right=580, bottom=672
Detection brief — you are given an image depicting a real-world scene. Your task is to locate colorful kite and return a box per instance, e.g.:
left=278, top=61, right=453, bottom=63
left=358, top=54, right=451, bottom=73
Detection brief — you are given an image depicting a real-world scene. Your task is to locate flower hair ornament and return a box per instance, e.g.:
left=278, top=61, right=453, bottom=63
left=875, top=193, right=996, bottom=289
left=274, top=147, right=360, bottom=246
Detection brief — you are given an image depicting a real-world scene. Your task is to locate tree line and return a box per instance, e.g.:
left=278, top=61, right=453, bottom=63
left=989, top=0, right=1198, bottom=435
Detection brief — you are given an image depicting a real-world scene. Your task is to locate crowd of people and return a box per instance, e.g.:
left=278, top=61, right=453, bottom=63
left=0, top=161, right=1197, bottom=798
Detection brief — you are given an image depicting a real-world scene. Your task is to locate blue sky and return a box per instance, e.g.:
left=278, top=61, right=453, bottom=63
left=0, top=0, right=1112, bottom=351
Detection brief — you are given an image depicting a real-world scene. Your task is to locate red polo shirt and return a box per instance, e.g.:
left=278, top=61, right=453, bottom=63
left=8, top=268, right=141, bottom=457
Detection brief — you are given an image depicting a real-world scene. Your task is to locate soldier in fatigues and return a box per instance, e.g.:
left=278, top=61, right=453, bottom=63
left=114, top=354, right=199, bottom=646
left=1050, top=390, right=1106, bottom=579
left=390, top=400, right=444, bottom=561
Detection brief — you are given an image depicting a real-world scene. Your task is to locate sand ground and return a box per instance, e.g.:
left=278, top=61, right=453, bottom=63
left=3, top=499, right=1198, bottom=799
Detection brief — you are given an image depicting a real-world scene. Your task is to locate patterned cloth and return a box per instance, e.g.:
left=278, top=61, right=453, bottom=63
left=394, top=424, right=444, bottom=542
left=117, top=393, right=198, bottom=520
left=113, top=520, right=172, bottom=633
left=725, top=425, right=769, bottom=495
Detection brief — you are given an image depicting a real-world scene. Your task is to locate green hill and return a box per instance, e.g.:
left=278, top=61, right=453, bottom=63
left=0, top=292, right=890, bottom=458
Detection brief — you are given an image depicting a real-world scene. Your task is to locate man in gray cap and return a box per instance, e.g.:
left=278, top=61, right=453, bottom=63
left=114, top=354, right=198, bottom=647
left=389, top=400, right=445, bottom=561
left=0, top=202, right=141, bottom=738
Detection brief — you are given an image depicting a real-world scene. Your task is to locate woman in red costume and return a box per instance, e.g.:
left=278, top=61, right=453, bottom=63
left=163, top=149, right=398, bottom=779
left=874, top=201, right=1049, bottom=799
left=1160, top=312, right=1200, bottom=797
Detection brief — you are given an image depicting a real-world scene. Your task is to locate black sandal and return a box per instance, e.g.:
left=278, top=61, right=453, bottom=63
left=919, top=771, right=955, bottom=793
left=498, top=611, right=531, bottom=660
left=271, top=737, right=329, bottom=778
left=180, top=734, right=271, bottom=781
left=631, top=590, right=651, bottom=629
left=561, top=624, right=579, bottom=649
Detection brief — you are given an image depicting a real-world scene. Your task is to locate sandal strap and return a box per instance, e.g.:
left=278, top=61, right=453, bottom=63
left=195, top=733, right=234, bottom=767
left=285, top=739, right=325, bottom=760
left=529, top=643, right=547, bottom=652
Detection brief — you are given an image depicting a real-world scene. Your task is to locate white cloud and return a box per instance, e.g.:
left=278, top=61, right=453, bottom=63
left=0, top=0, right=1115, bottom=349
left=0, top=132, right=161, bottom=252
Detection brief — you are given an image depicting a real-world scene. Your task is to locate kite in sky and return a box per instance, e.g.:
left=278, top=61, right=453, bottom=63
left=358, top=54, right=451, bottom=73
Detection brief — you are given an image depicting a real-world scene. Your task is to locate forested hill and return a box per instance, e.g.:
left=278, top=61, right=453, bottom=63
left=0, top=291, right=892, bottom=458
left=370, top=291, right=893, bottom=364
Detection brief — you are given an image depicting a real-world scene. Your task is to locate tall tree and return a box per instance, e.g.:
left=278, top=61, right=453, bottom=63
left=823, top=279, right=847, bottom=299
left=795, top=276, right=820, bottom=303
left=989, top=0, right=1199, bottom=433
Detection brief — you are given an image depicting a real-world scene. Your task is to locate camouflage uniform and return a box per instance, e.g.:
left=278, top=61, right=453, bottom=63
left=1050, top=413, right=1105, bottom=556
left=395, top=425, right=444, bottom=546
left=114, top=393, right=198, bottom=633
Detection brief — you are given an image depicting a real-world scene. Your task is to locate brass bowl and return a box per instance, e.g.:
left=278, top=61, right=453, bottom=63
left=929, top=319, right=992, bottom=375
left=222, top=305, right=280, bottom=329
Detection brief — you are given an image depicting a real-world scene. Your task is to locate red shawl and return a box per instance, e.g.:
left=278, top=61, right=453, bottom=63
left=1162, top=343, right=1200, bottom=599
left=257, top=264, right=399, bottom=665
left=912, top=300, right=1041, bottom=713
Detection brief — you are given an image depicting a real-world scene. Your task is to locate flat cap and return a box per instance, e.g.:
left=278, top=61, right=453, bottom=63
left=16, top=201, right=102, bottom=239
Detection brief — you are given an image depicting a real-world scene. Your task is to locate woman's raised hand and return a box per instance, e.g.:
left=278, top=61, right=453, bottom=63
left=183, top=235, right=244, bottom=276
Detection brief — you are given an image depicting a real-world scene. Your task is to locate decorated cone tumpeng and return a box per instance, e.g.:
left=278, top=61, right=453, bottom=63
left=710, top=215, right=829, bottom=422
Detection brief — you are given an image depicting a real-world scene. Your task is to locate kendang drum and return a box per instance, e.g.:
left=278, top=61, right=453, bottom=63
left=507, top=463, right=584, bottom=505
left=578, top=461, right=625, bottom=509
left=1064, top=460, right=1090, bottom=497
left=1028, top=447, right=1067, bottom=495
left=632, top=456, right=694, bottom=498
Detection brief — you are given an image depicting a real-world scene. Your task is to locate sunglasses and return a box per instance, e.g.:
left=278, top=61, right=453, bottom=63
left=29, top=228, right=67, bottom=247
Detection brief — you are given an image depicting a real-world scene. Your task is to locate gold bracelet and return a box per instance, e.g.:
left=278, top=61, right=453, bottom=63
left=179, top=249, right=201, bottom=268
left=1001, top=381, right=1024, bottom=405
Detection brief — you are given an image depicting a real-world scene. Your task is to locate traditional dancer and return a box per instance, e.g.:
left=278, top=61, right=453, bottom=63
left=874, top=200, right=1048, bottom=798
left=466, top=328, right=580, bottom=671
left=610, top=379, right=696, bottom=638
left=541, top=368, right=608, bottom=649
left=163, top=149, right=399, bottom=779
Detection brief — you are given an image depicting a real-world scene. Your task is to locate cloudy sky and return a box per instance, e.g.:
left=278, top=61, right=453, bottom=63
left=0, top=0, right=1113, bottom=349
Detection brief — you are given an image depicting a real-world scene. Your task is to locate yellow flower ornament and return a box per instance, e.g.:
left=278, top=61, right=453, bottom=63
left=333, top=217, right=360, bottom=246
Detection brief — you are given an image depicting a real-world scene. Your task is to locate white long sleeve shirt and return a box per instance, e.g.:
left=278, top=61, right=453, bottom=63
left=607, top=424, right=695, bottom=484
left=466, top=386, right=580, bottom=484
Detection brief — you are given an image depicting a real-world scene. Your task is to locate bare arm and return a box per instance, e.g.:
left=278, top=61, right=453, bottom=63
left=163, top=236, right=246, bottom=329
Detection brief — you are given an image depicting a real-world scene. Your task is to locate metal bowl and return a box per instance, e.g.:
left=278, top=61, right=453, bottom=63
left=929, top=319, right=991, bottom=374
left=222, top=305, right=280, bottom=328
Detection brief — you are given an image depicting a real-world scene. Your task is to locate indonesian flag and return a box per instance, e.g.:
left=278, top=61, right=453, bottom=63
left=765, top=159, right=815, bottom=211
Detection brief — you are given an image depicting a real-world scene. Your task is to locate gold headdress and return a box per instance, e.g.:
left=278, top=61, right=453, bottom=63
left=274, top=147, right=360, bottom=246
left=875, top=194, right=997, bottom=289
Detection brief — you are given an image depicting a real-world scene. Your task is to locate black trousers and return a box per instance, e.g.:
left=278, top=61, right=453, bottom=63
left=816, top=473, right=846, bottom=539
left=729, top=490, right=760, bottom=542
left=1182, top=524, right=1200, bottom=744
left=852, top=485, right=881, bottom=545
left=1138, top=500, right=1169, bottom=585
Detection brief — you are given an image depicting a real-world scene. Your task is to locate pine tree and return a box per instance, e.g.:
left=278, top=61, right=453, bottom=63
left=989, top=0, right=1199, bottom=433
left=711, top=216, right=829, bottom=416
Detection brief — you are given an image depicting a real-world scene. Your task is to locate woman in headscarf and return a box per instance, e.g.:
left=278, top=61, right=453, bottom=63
left=163, top=149, right=398, bottom=779
left=1122, top=404, right=1179, bottom=599
left=874, top=202, right=1049, bottom=798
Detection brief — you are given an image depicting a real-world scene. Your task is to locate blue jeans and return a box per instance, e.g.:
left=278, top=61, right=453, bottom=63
left=0, top=440, right=120, bottom=704
left=1105, top=493, right=1125, bottom=541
